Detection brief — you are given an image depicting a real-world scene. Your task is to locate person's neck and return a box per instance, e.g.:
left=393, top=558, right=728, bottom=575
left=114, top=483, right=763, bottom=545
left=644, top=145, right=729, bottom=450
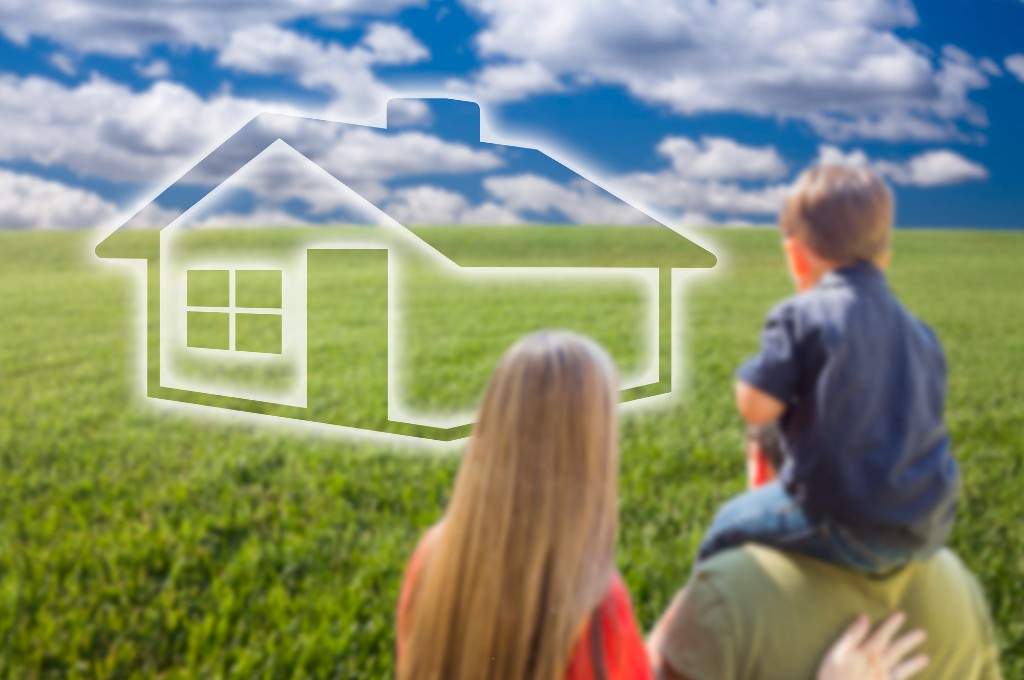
left=794, top=261, right=834, bottom=291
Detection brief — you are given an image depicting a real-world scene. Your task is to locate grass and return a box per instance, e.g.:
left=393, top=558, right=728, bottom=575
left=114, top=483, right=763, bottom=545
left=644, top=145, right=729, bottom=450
left=0, top=227, right=1021, bottom=678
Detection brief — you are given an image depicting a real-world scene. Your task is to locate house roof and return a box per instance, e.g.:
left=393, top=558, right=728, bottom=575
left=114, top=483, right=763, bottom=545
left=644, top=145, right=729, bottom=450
left=95, top=98, right=715, bottom=269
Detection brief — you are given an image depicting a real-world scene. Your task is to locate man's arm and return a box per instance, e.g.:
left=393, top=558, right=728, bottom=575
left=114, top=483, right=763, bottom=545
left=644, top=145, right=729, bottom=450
left=735, top=380, right=785, bottom=425
left=648, top=590, right=695, bottom=680
left=647, top=579, right=737, bottom=680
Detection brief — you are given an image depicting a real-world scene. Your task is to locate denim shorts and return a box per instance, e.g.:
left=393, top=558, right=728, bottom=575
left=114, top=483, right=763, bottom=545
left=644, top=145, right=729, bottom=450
left=697, top=481, right=935, bottom=574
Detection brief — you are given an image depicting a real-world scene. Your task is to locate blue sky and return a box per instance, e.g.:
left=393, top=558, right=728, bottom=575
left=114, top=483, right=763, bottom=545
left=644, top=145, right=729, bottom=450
left=0, top=0, right=1022, bottom=229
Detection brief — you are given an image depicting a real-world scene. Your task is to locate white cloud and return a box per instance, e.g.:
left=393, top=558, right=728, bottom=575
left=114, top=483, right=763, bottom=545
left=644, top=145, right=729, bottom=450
left=612, top=171, right=790, bottom=216
left=816, top=145, right=873, bottom=169
left=150, top=128, right=508, bottom=227
left=483, top=174, right=652, bottom=224
left=462, top=0, right=994, bottom=141
left=885, top=150, right=988, bottom=187
left=136, top=59, right=171, bottom=80
left=0, top=74, right=275, bottom=183
left=0, top=0, right=423, bottom=56
left=0, top=72, right=509, bottom=230
left=656, top=136, right=787, bottom=180
left=597, top=134, right=791, bottom=218
left=315, top=127, right=503, bottom=182
left=218, top=144, right=368, bottom=217
left=459, top=200, right=523, bottom=225
left=251, top=116, right=504, bottom=184
left=191, top=209, right=314, bottom=229
left=49, top=53, right=76, bottom=76
left=447, top=61, right=563, bottom=103
left=361, top=22, right=429, bottom=64
left=816, top=145, right=988, bottom=187
left=1005, top=54, right=1024, bottom=83
left=385, top=185, right=523, bottom=224
left=217, top=23, right=428, bottom=118
left=385, top=185, right=469, bottom=223
left=0, top=169, right=116, bottom=229
left=0, top=72, right=486, bottom=188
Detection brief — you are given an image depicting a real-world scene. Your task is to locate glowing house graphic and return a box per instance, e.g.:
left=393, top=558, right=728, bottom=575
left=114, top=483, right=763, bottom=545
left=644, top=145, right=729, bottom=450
left=94, top=98, right=715, bottom=441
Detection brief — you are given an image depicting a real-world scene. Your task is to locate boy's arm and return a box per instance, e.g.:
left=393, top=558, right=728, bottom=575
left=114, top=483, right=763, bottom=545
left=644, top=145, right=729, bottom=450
left=736, top=301, right=800, bottom=421
left=735, top=380, right=785, bottom=425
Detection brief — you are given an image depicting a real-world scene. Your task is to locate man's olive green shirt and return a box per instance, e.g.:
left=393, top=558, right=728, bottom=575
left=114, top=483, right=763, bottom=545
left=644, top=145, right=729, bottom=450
left=660, top=546, right=1002, bottom=679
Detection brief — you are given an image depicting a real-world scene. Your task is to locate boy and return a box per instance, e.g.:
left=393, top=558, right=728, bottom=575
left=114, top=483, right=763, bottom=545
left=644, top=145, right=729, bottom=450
left=699, top=165, right=960, bottom=573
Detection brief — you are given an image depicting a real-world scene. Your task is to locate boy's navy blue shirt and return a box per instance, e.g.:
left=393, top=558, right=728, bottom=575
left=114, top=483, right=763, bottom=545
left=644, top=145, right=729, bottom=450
left=738, top=261, right=959, bottom=549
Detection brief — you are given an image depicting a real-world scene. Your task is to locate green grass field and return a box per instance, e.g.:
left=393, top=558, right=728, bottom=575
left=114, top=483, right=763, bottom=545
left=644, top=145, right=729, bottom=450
left=1, top=227, right=1021, bottom=678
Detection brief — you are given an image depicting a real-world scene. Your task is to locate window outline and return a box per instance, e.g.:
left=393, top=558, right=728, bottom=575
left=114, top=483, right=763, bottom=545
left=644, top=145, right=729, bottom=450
left=185, top=267, right=283, bottom=354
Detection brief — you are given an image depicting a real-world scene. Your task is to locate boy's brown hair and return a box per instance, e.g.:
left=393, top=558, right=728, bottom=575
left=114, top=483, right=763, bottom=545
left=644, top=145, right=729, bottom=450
left=781, top=164, right=893, bottom=264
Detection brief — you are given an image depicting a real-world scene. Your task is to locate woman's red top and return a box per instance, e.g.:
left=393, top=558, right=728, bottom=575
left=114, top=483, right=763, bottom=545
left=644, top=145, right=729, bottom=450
left=396, top=527, right=652, bottom=679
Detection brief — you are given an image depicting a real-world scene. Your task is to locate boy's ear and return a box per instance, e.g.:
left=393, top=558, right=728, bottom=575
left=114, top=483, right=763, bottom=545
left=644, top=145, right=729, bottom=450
left=783, top=237, right=813, bottom=285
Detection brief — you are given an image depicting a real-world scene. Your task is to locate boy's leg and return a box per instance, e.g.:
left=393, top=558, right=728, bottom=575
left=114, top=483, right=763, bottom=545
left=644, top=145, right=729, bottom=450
left=698, top=481, right=829, bottom=563
left=698, top=482, right=920, bottom=573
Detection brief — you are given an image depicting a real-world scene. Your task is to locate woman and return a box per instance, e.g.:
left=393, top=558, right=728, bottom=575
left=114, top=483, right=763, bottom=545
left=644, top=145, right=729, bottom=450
left=395, top=331, right=926, bottom=680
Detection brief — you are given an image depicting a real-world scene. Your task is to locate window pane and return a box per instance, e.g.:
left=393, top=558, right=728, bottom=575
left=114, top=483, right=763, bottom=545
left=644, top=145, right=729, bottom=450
left=187, top=269, right=229, bottom=307
left=187, top=311, right=230, bottom=350
left=236, top=269, right=282, bottom=309
left=235, top=313, right=282, bottom=354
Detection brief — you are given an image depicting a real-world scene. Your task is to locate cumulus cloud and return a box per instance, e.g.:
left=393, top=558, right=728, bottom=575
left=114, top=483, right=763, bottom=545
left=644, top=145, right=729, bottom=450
left=385, top=185, right=523, bottom=224
left=462, top=0, right=994, bottom=141
left=190, top=209, right=314, bottom=229
left=459, top=200, right=524, bottom=225
left=386, top=185, right=468, bottom=223
left=483, top=174, right=653, bottom=224
left=656, top=136, right=787, bottom=180
left=447, top=61, right=563, bottom=103
left=0, top=71, right=486, bottom=188
left=0, top=169, right=116, bottom=229
left=245, top=116, right=504, bottom=189
left=1005, top=54, right=1024, bottom=82
left=612, top=171, right=790, bottom=216
left=361, top=22, right=430, bottom=64
left=157, top=134, right=510, bottom=228
left=48, top=52, right=76, bottom=76
left=217, top=23, right=429, bottom=118
left=135, top=59, right=171, bottom=80
left=0, top=25, right=428, bottom=189
left=314, top=127, right=502, bottom=183
left=602, top=134, right=791, bottom=218
left=0, top=74, right=274, bottom=183
left=0, top=0, right=423, bottom=56
left=817, top=145, right=988, bottom=187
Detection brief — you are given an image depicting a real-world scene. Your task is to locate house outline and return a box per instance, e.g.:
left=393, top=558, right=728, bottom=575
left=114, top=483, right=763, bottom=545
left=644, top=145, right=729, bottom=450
left=95, top=97, right=717, bottom=442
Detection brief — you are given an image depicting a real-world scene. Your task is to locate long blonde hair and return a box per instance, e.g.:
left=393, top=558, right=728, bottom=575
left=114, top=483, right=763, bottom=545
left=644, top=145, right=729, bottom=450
left=398, top=331, right=621, bottom=680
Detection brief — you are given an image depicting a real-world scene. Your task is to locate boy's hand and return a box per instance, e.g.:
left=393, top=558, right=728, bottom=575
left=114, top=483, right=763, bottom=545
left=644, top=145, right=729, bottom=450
left=735, top=380, right=785, bottom=425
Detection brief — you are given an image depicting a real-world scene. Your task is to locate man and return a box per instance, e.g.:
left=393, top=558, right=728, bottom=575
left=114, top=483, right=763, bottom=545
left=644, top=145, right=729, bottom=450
left=649, top=424, right=1003, bottom=680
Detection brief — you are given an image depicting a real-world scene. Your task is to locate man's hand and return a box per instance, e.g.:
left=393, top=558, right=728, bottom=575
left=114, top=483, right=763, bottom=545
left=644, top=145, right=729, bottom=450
left=735, top=380, right=785, bottom=425
left=818, top=613, right=928, bottom=680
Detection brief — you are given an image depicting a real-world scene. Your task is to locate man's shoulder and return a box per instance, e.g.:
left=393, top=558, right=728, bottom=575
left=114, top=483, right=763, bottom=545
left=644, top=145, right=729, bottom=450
left=674, top=548, right=999, bottom=680
left=695, top=545, right=976, bottom=599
